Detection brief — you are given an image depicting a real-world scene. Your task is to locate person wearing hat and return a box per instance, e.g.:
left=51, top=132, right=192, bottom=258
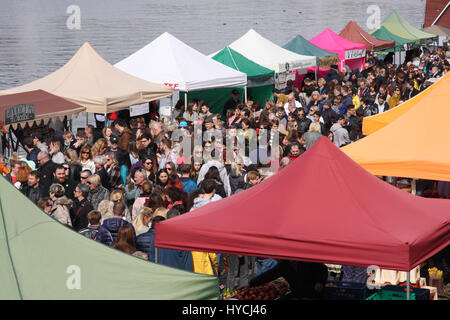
left=48, top=183, right=73, bottom=227
left=223, top=89, right=241, bottom=118
left=107, top=134, right=121, bottom=159
left=330, top=114, right=351, bottom=147
left=32, top=133, right=49, bottom=154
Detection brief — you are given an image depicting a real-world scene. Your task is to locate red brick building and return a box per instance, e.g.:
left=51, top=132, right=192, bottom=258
left=424, top=0, right=450, bottom=28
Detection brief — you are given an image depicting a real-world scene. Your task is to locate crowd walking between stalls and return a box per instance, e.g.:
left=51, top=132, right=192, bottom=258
left=1, top=44, right=449, bottom=300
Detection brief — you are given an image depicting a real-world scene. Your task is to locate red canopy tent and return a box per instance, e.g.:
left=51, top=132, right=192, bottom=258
left=339, top=21, right=396, bottom=51
left=0, top=89, right=85, bottom=130
left=155, top=137, right=450, bottom=272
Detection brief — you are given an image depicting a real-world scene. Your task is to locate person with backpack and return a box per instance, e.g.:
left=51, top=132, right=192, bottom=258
left=79, top=210, right=102, bottom=240
left=96, top=201, right=135, bottom=246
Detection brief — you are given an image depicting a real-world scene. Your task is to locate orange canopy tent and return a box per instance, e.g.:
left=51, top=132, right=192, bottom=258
left=362, top=72, right=450, bottom=135
left=342, top=74, right=450, bottom=181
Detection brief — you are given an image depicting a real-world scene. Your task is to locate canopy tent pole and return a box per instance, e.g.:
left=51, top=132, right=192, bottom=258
left=244, top=86, right=248, bottom=103
left=315, top=66, right=318, bottom=82
left=406, top=271, right=411, bottom=300
left=411, top=179, right=417, bottom=195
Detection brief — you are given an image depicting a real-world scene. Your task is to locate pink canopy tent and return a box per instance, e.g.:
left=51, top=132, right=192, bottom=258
left=309, top=28, right=366, bottom=72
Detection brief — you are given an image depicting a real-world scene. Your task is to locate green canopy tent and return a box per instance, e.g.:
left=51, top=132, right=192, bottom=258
left=370, top=26, right=415, bottom=52
left=213, top=47, right=275, bottom=110
left=0, top=176, right=219, bottom=299
left=283, top=34, right=339, bottom=68
left=376, top=10, right=437, bottom=42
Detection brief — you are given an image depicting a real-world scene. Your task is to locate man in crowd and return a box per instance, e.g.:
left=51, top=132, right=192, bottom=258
left=21, top=171, right=44, bottom=204
left=37, top=151, right=57, bottom=197
left=32, top=133, right=49, bottom=153
left=330, top=115, right=351, bottom=147
left=223, top=89, right=240, bottom=118
left=52, top=164, right=77, bottom=199
left=96, top=201, right=135, bottom=247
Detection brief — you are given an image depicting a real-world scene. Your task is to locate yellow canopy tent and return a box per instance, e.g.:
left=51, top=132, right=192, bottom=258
left=0, top=43, right=173, bottom=114
left=362, top=72, right=450, bottom=135
left=342, top=74, right=450, bottom=181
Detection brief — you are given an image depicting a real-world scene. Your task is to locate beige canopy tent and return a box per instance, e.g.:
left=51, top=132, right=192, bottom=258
left=0, top=43, right=173, bottom=114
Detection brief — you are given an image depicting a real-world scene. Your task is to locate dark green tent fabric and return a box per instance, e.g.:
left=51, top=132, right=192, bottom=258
left=283, top=35, right=339, bottom=68
left=181, top=86, right=245, bottom=117
left=371, top=26, right=415, bottom=52
left=0, top=176, right=219, bottom=299
left=211, top=47, right=274, bottom=80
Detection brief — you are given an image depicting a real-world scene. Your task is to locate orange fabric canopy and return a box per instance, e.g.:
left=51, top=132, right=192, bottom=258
left=342, top=74, right=450, bottom=181
left=362, top=72, right=450, bottom=135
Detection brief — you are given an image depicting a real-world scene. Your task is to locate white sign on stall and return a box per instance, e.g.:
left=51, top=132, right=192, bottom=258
left=345, top=49, right=366, bottom=60
left=129, top=103, right=149, bottom=117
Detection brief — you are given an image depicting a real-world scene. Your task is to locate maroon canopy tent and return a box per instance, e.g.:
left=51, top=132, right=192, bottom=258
left=155, top=137, right=450, bottom=272
left=339, top=21, right=396, bottom=51
left=0, top=89, right=85, bottom=130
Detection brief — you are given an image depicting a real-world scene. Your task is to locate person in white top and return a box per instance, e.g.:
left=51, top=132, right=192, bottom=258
left=283, top=91, right=304, bottom=116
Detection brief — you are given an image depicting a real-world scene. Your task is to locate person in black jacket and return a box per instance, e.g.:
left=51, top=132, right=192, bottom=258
left=21, top=171, right=44, bottom=204
left=37, top=151, right=57, bottom=197
left=248, top=260, right=328, bottom=300
left=71, top=183, right=94, bottom=232
left=52, top=164, right=77, bottom=199
left=79, top=210, right=102, bottom=240
left=321, top=100, right=338, bottom=134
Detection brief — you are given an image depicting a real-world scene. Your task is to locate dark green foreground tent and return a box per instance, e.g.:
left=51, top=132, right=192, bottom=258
left=0, top=176, right=219, bottom=299
left=283, top=34, right=339, bottom=68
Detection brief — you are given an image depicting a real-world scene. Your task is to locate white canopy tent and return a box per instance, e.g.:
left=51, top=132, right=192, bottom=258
left=115, top=32, right=247, bottom=109
left=212, top=29, right=317, bottom=74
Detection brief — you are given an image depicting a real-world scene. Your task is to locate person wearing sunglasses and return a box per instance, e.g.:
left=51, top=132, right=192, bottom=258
left=79, top=145, right=96, bottom=177
left=71, top=183, right=94, bottom=232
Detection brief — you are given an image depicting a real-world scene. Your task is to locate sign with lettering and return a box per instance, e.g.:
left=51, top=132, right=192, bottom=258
left=345, top=49, right=366, bottom=60
left=5, top=104, right=35, bottom=125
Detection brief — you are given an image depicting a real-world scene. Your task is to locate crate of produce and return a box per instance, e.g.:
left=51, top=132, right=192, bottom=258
left=324, top=281, right=369, bottom=300
left=367, top=290, right=416, bottom=300
left=381, top=285, right=430, bottom=300
left=231, top=280, right=289, bottom=300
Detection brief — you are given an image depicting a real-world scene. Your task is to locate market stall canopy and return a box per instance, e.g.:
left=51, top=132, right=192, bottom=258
left=309, top=28, right=366, bottom=71
left=422, top=24, right=450, bottom=37
left=0, top=42, right=173, bottom=114
left=115, top=32, right=247, bottom=92
left=375, top=10, right=437, bottom=41
left=155, top=138, right=450, bottom=272
left=339, top=21, right=395, bottom=51
left=342, top=74, right=450, bottom=181
left=282, top=34, right=339, bottom=68
left=362, top=72, right=450, bottom=135
left=370, top=26, right=415, bottom=52
left=0, top=90, right=85, bottom=130
left=221, top=29, right=316, bottom=73
left=0, top=176, right=218, bottom=300
left=211, top=46, right=274, bottom=81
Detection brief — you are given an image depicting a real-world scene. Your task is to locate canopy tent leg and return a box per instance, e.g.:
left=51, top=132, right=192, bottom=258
left=406, top=271, right=411, bottom=300
left=411, top=179, right=417, bottom=195
left=244, top=86, right=247, bottom=103
left=86, top=112, right=89, bottom=126
left=315, top=66, right=318, bottom=82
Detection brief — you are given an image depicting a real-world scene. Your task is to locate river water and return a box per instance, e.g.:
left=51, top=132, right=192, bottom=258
left=0, top=0, right=426, bottom=128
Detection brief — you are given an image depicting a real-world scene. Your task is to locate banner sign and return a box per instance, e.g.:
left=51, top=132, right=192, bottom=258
left=345, top=49, right=366, bottom=60
left=129, top=103, right=149, bottom=117
left=5, top=104, right=35, bottom=125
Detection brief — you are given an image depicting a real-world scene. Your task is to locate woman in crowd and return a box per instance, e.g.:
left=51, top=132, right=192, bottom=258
left=132, top=181, right=152, bottom=219
left=64, top=148, right=82, bottom=183
left=91, top=138, right=108, bottom=157
left=155, top=169, right=169, bottom=188
left=183, top=101, right=200, bottom=122
left=141, top=154, right=158, bottom=183
left=79, top=145, right=96, bottom=175
left=104, top=152, right=122, bottom=189
left=86, top=174, right=110, bottom=211
left=132, top=207, right=153, bottom=236
left=49, top=140, right=65, bottom=164
left=48, top=183, right=73, bottom=227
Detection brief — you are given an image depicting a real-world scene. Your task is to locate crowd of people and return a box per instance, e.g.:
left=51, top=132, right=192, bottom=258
left=1, top=44, right=449, bottom=299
